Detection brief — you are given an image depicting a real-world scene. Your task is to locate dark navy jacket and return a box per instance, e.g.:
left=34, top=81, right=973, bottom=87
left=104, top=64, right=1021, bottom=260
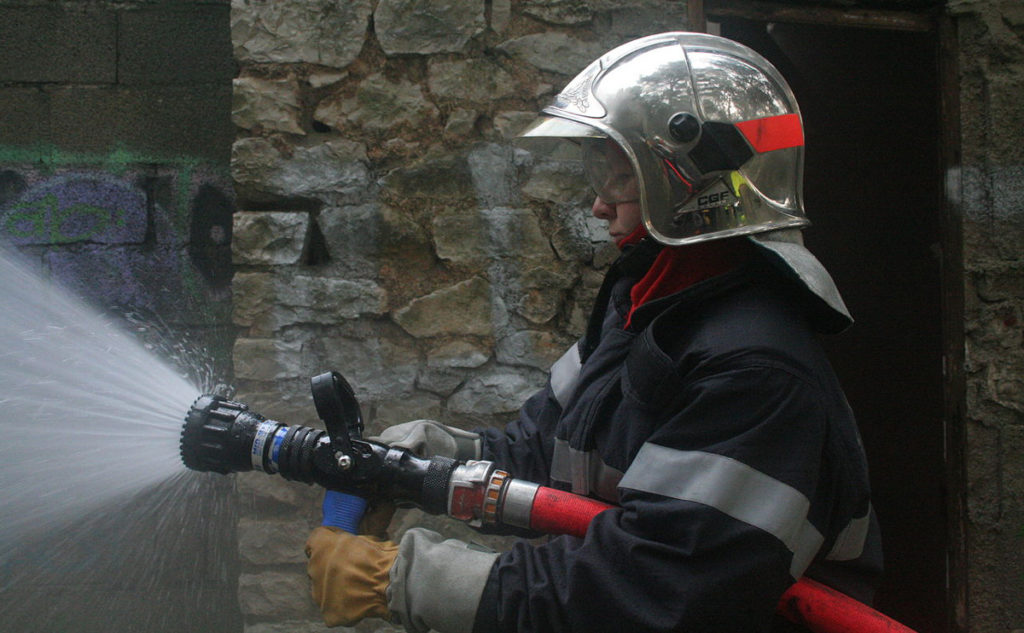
left=472, top=244, right=882, bottom=633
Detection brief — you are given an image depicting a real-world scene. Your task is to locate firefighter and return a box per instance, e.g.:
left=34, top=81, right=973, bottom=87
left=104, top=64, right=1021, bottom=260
left=305, top=32, right=882, bottom=633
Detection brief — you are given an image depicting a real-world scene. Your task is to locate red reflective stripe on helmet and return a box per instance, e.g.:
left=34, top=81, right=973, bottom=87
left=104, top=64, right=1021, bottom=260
left=735, top=114, right=804, bottom=153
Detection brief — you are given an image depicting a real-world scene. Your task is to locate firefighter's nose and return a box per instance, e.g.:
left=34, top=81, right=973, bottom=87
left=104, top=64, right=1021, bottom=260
left=592, top=196, right=615, bottom=220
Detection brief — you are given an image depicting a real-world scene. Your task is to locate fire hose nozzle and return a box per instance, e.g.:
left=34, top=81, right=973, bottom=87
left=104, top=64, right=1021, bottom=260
left=179, top=386, right=458, bottom=514
left=180, top=393, right=330, bottom=482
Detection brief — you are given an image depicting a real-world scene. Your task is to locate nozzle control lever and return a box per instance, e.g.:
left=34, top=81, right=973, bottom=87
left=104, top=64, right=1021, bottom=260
left=310, top=371, right=364, bottom=462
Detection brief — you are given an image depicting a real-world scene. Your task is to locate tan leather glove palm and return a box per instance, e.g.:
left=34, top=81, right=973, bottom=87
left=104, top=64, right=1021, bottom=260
left=305, top=526, right=400, bottom=627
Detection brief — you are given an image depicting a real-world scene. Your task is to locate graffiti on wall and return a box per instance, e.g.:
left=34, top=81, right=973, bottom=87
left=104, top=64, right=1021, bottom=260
left=2, top=173, right=145, bottom=245
left=0, top=147, right=234, bottom=325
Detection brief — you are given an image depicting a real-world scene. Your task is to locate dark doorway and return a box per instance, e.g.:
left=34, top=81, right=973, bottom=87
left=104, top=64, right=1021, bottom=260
left=711, top=17, right=948, bottom=633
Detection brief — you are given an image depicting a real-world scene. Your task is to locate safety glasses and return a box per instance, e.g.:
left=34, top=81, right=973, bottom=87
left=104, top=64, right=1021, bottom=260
left=580, top=138, right=640, bottom=204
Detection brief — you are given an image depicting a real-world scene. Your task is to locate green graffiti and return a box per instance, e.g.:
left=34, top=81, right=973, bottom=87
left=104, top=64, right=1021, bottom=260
left=0, top=143, right=210, bottom=173
left=4, top=201, right=45, bottom=240
left=0, top=144, right=231, bottom=224
left=4, top=194, right=126, bottom=244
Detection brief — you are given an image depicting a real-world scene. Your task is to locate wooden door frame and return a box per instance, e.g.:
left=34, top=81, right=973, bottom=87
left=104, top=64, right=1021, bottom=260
left=687, top=2, right=966, bottom=631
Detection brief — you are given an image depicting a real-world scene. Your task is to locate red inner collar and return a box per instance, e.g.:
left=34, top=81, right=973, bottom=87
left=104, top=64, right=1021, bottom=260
left=618, top=227, right=753, bottom=329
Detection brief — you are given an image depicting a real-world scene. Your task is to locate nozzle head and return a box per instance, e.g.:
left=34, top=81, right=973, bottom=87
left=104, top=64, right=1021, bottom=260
left=180, top=395, right=258, bottom=474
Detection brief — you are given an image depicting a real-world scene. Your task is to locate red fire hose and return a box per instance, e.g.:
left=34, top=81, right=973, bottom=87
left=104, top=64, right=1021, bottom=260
left=525, top=485, right=916, bottom=633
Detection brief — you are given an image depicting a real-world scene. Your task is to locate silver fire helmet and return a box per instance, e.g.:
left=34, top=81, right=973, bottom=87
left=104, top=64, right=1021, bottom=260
left=520, top=32, right=853, bottom=330
left=520, top=31, right=808, bottom=246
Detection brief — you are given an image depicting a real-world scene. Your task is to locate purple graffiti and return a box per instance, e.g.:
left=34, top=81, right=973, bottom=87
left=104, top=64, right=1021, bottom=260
left=46, top=246, right=185, bottom=315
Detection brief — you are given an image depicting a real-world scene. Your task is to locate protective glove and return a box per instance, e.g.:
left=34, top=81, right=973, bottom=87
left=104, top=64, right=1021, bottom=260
left=372, top=419, right=481, bottom=461
left=306, top=526, right=500, bottom=633
left=358, top=499, right=396, bottom=540
left=305, top=527, right=399, bottom=627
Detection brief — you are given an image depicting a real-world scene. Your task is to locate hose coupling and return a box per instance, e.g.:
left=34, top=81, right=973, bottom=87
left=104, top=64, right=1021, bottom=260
left=447, top=460, right=509, bottom=527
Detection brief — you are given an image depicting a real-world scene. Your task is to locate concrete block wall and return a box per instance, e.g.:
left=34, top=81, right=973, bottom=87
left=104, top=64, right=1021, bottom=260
left=0, top=1, right=237, bottom=340
left=0, top=3, right=234, bottom=157
left=0, top=2, right=241, bottom=632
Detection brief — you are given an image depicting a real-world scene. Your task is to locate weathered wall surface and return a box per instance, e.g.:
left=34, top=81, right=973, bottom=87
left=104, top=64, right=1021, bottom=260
left=0, top=2, right=240, bottom=632
left=0, top=2, right=237, bottom=352
left=0, top=158, right=234, bottom=339
left=952, top=0, right=1024, bottom=630
left=227, top=0, right=687, bottom=630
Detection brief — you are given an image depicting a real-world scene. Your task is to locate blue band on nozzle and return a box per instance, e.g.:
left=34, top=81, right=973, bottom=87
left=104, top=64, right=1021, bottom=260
left=322, top=490, right=368, bottom=533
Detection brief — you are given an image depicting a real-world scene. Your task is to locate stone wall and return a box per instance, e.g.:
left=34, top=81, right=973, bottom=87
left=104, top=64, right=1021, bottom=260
left=952, top=0, right=1024, bottom=630
left=228, top=0, right=688, bottom=630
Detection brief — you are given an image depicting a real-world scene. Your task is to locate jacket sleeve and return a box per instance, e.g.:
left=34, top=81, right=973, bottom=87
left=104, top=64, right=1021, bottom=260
left=472, top=361, right=859, bottom=633
left=476, top=342, right=582, bottom=484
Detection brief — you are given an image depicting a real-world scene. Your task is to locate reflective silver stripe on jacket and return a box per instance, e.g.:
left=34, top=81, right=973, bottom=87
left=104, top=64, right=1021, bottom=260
left=825, top=505, right=871, bottom=561
left=549, top=343, right=582, bottom=409
left=618, top=442, right=824, bottom=578
left=550, top=439, right=623, bottom=502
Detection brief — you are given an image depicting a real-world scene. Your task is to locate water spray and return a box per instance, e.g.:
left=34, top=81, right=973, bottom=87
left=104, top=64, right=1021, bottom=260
left=0, top=246, right=239, bottom=632
left=180, top=370, right=917, bottom=633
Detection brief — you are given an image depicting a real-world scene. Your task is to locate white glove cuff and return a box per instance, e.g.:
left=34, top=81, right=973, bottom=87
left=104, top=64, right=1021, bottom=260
left=387, top=528, right=499, bottom=633
left=374, top=420, right=482, bottom=461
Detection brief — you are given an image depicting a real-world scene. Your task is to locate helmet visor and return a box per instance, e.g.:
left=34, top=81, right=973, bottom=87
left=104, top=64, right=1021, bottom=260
left=581, top=138, right=639, bottom=204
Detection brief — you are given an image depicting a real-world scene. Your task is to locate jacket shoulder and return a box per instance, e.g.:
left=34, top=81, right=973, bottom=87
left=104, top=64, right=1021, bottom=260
left=654, top=275, right=826, bottom=375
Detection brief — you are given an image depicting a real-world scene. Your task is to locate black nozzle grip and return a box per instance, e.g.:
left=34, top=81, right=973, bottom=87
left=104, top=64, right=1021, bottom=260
left=422, top=456, right=458, bottom=516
